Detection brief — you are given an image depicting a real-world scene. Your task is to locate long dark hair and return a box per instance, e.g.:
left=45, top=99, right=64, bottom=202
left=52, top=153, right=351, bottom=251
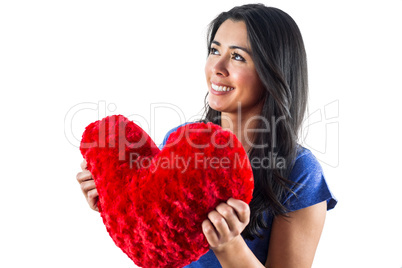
left=202, top=4, right=309, bottom=240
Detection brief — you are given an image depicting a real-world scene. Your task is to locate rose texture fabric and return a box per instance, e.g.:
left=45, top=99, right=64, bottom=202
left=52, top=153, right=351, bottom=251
left=80, top=115, right=254, bottom=268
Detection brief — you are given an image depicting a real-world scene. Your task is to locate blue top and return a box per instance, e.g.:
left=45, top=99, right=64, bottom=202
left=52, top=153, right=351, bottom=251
left=159, top=122, right=337, bottom=267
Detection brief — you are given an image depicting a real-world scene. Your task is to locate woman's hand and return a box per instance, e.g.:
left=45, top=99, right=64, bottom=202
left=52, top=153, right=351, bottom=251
left=76, top=160, right=99, bottom=212
left=202, top=198, right=250, bottom=253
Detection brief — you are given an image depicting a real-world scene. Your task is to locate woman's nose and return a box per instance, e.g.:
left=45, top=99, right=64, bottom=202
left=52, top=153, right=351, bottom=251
left=212, top=57, right=229, bottom=77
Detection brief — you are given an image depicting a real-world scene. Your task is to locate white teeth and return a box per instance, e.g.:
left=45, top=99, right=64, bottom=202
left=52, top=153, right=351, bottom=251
left=212, top=83, right=234, bottom=92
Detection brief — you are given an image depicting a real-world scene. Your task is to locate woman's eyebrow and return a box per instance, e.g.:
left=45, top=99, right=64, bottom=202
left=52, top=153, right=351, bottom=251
left=212, top=40, right=251, bottom=55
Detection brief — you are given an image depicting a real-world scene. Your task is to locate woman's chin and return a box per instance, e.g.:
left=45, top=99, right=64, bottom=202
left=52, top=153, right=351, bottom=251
left=208, top=101, right=225, bottom=113
left=208, top=95, right=226, bottom=111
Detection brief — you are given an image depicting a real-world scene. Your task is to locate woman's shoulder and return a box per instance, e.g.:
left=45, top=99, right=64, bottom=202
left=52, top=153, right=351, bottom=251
left=159, top=121, right=202, bottom=150
left=285, top=145, right=337, bottom=211
left=292, top=146, right=323, bottom=175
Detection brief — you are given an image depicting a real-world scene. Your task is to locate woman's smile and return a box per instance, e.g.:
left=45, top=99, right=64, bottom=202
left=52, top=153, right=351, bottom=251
left=210, top=82, right=235, bottom=95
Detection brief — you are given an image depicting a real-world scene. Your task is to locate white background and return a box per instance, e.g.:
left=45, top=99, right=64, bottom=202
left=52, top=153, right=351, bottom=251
left=1, top=0, right=401, bottom=267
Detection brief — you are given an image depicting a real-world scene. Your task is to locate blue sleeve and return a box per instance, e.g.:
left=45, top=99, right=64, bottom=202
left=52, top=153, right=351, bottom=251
left=283, top=147, right=337, bottom=211
left=158, top=122, right=193, bottom=150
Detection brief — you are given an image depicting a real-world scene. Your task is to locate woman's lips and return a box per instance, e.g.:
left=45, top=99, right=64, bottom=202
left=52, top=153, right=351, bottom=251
left=210, top=82, right=235, bottom=95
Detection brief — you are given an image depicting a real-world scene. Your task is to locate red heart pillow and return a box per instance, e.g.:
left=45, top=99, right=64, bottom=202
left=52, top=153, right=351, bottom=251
left=80, top=115, right=254, bottom=268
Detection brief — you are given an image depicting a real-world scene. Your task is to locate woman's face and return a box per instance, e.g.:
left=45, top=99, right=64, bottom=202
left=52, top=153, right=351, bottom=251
left=205, top=19, right=265, bottom=115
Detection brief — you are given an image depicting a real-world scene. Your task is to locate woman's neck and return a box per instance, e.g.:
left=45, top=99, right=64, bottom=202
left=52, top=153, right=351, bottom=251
left=220, top=103, right=264, bottom=154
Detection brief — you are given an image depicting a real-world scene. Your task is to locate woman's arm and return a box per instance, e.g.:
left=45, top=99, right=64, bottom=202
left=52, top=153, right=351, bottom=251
left=266, top=201, right=327, bottom=268
left=202, top=198, right=265, bottom=268
left=76, top=160, right=99, bottom=211
left=203, top=199, right=327, bottom=268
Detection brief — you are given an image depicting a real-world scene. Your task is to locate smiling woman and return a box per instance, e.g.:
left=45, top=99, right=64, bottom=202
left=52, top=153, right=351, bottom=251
left=185, top=4, right=337, bottom=267
left=76, top=3, right=337, bottom=268
left=205, top=19, right=265, bottom=116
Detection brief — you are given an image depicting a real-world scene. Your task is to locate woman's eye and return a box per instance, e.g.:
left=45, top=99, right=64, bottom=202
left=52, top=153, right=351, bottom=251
left=210, top=47, right=219, bottom=55
left=231, top=52, right=245, bottom=61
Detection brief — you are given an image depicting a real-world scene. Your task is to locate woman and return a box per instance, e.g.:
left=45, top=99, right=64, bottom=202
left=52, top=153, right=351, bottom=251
left=77, top=4, right=337, bottom=267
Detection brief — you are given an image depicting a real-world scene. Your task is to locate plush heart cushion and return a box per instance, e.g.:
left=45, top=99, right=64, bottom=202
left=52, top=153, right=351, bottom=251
left=80, top=115, right=254, bottom=268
